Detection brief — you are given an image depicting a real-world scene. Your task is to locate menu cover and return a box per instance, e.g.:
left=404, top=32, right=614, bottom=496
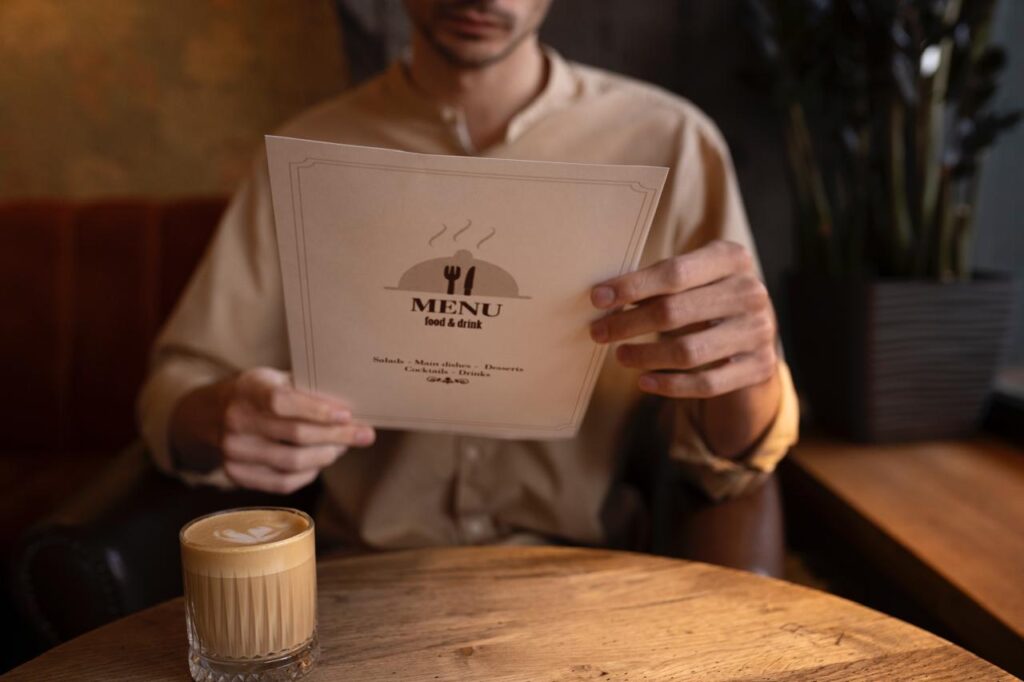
left=266, top=136, right=666, bottom=439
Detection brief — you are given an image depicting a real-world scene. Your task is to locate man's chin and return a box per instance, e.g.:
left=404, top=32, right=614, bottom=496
left=434, top=40, right=513, bottom=69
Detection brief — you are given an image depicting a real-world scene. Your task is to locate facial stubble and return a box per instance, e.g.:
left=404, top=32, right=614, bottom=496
left=411, top=2, right=548, bottom=70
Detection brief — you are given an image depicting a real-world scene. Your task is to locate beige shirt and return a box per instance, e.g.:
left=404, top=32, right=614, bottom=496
left=138, top=50, right=799, bottom=550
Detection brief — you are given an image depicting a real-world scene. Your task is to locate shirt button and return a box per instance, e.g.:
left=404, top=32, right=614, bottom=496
left=464, top=444, right=482, bottom=462
left=462, top=515, right=489, bottom=542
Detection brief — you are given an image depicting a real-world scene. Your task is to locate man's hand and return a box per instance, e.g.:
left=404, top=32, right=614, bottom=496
left=589, top=240, right=780, bottom=457
left=170, top=368, right=375, bottom=494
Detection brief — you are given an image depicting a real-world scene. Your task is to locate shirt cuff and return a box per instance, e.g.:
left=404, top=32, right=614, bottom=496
left=136, top=353, right=236, bottom=489
left=667, top=361, right=799, bottom=501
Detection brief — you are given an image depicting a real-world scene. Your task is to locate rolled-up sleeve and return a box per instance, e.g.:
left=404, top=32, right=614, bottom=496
left=136, top=150, right=290, bottom=487
left=137, top=352, right=235, bottom=487
left=668, top=361, right=799, bottom=500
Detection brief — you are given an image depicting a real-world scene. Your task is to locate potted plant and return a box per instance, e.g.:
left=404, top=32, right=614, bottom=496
left=745, top=0, right=1021, bottom=440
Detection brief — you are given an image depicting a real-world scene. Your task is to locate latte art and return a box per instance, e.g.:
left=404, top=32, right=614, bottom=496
left=181, top=508, right=309, bottom=551
left=213, top=523, right=290, bottom=544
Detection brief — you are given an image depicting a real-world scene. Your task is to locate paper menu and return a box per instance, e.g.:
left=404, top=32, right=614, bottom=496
left=266, top=136, right=667, bottom=439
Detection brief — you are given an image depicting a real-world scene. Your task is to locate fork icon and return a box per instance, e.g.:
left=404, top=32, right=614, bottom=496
left=443, top=265, right=461, bottom=295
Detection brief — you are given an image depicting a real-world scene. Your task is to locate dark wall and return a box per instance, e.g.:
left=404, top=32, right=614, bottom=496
left=974, top=0, right=1024, bottom=364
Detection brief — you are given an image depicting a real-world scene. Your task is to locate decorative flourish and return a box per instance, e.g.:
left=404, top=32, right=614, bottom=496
left=452, top=219, right=473, bottom=242
left=427, top=223, right=448, bottom=247
left=476, top=227, right=497, bottom=250
left=427, top=376, right=470, bottom=385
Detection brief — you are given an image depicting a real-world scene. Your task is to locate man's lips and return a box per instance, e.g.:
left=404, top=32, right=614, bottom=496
left=438, top=10, right=510, bottom=36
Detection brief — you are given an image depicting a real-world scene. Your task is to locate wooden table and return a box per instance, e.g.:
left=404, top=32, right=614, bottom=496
left=786, top=437, right=1024, bottom=675
left=4, top=547, right=1013, bottom=681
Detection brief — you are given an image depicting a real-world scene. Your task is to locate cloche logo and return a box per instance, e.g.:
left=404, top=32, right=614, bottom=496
left=386, top=220, right=529, bottom=331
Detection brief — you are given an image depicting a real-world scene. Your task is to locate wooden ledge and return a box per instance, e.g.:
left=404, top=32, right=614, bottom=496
left=786, top=436, right=1024, bottom=675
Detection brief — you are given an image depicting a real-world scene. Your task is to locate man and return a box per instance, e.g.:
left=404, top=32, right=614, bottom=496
left=139, top=0, right=798, bottom=552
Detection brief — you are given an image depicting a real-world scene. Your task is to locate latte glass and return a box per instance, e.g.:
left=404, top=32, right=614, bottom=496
left=180, top=507, right=319, bottom=681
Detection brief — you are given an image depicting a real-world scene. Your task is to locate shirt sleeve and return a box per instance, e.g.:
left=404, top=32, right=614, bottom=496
left=136, top=149, right=290, bottom=487
left=668, top=361, right=799, bottom=500
left=663, top=105, right=800, bottom=500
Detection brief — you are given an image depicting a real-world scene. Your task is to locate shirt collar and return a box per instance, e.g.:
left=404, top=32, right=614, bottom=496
left=380, top=46, right=577, bottom=153
left=505, top=46, right=576, bottom=143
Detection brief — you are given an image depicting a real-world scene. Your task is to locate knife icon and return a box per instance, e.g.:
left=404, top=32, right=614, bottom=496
left=463, top=266, right=476, bottom=296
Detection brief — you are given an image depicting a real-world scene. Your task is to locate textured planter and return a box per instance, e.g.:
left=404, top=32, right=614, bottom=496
left=789, top=274, right=1018, bottom=442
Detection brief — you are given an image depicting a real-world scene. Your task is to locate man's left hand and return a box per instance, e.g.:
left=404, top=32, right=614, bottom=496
left=589, top=240, right=778, bottom=398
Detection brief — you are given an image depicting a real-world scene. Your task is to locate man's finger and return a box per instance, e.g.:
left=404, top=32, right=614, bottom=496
left=591, top=240, right=751, bottom=309
left=236, top=367, right=351, bottom=424
left=253, top=418, right=376, bottom=448
left=591, top=280, right=741, bottom=343
left=222, top=433, right=345, bottom=473
left=246, top=375, right=350, bottom=424
left=636, top=348, right=778, bottom=399
left=223, top=460, right=320, bottom=495
left=616, top=315, right=771, bottom=371
left=262, top=385, right=351, bottom=424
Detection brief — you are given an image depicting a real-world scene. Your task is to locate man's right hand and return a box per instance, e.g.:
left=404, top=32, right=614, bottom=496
left=169, top=368, right=375, bottom=494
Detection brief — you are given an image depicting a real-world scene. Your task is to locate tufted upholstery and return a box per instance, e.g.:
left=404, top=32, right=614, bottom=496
left=0, top=198, right=226, bottom=455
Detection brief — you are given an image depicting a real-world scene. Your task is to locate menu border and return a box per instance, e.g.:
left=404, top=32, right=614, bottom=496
left=280, top=153, right=662, bottom=435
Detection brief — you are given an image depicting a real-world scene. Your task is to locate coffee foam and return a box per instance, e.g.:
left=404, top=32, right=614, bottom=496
left=181, top=508, right=314, bottom=577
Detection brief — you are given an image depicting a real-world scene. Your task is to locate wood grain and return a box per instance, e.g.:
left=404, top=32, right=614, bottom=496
left=788, top=437, right=1024, bottom=675
left=3, top=547, right=1012, bottom=681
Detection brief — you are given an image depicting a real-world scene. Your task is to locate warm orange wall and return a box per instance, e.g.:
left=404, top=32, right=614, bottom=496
left=0, top=0, right=348, bottom=199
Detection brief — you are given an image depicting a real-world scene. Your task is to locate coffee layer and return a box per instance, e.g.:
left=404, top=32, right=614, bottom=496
left=185, top=556, right=317, bottom=660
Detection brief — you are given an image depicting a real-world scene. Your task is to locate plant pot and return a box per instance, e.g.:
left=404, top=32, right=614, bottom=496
left=788, top=273, right=1018, bottom=442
